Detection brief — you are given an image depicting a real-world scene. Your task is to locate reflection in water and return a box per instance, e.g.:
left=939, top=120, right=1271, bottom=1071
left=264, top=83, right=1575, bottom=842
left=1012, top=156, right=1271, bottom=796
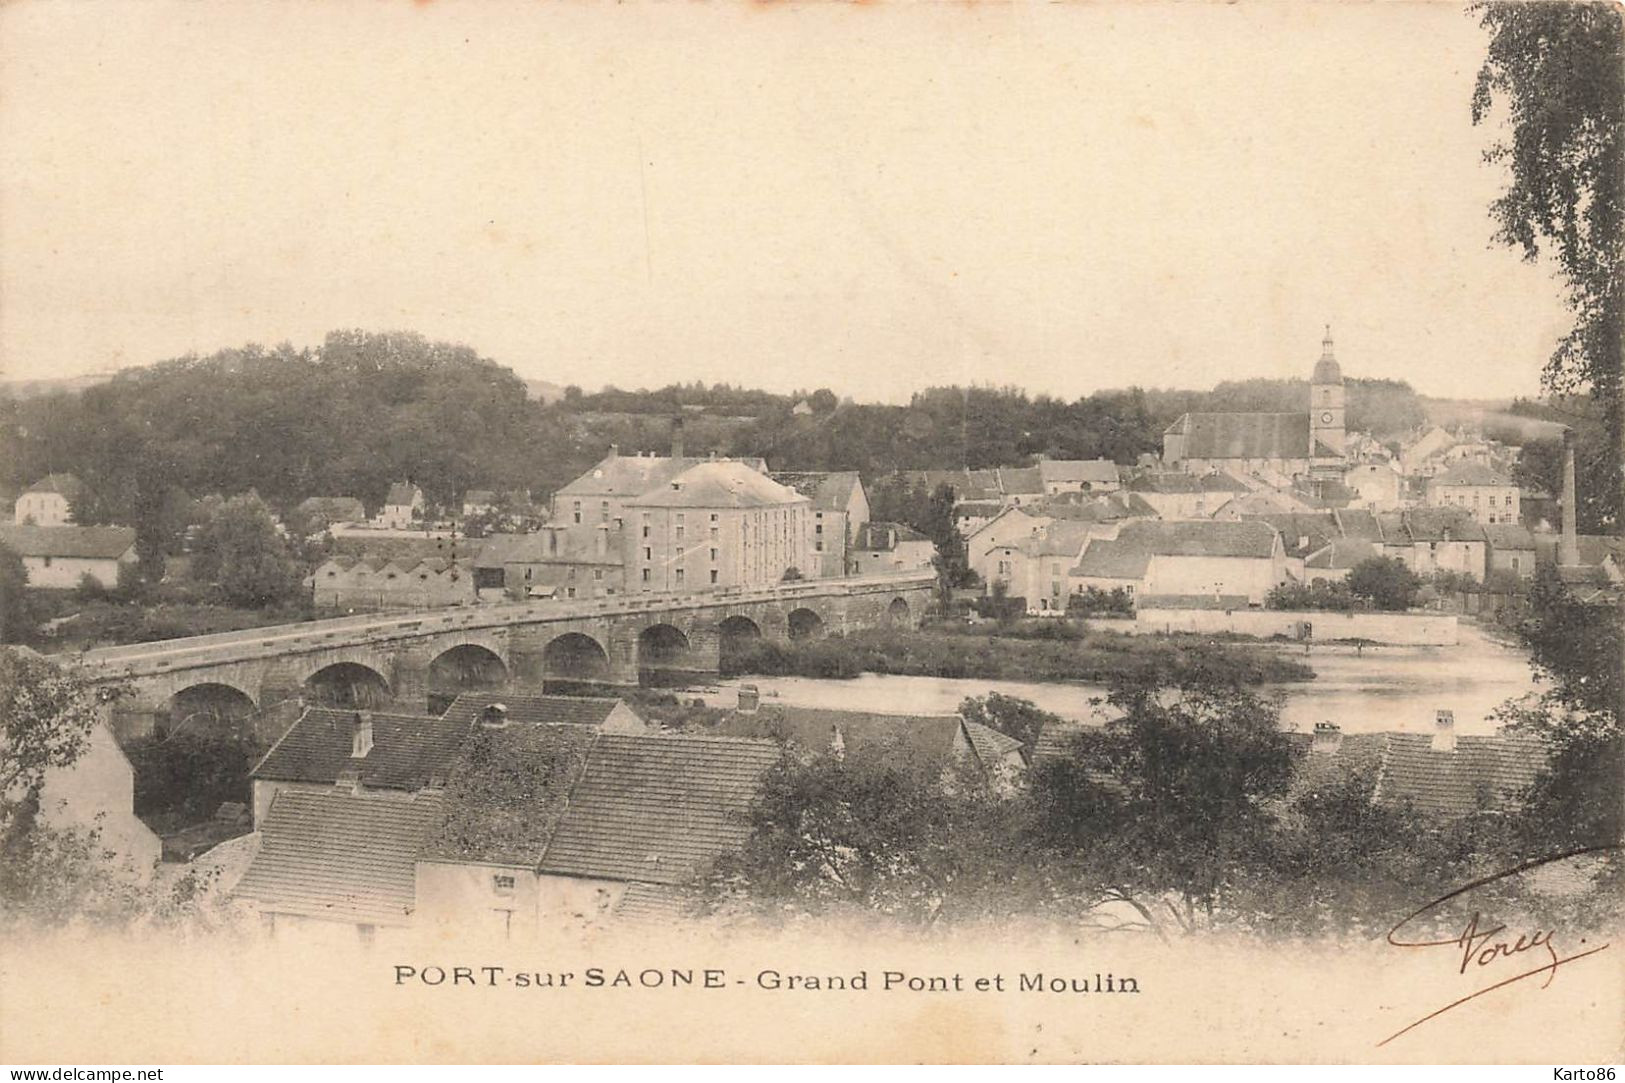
left=721, top=624, right=1539, bottom=736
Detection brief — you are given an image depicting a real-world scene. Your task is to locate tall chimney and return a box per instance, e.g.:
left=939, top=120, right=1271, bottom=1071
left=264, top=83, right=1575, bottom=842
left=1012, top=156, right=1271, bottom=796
left=1431, top=709, right=1456, bottom=754
left=671, top=416, right=686, bottom=459
left=1559, top=427, right=1580, bottom=566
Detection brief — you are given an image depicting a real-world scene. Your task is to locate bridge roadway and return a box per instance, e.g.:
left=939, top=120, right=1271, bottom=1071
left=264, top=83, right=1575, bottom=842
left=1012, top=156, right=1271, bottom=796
left=68, top=570, right=937, bottom=735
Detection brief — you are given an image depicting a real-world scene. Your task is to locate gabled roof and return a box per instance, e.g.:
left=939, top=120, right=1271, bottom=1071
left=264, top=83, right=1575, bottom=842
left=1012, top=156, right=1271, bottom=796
left=769, top=471, right=863, bottom=512
left=385, top=482, right=421, bottom=506
left=1070, top=540, right=1153, bottom=580
left=1305, top=538, right=1379, bottom=570
left=23, top=473, right=83, bottom=499
left=1166, top=412, right=1312, bottom=460
left=1395, top=508, right=1487, bottom=543
left=0, top=524, right=136, bottom=560
left=996, top=467, right=1044, bottom=495
left=1114, top=519, right=1280, bottom=559
left=537, top=733, right=780, bottom=885
left=233, top=790, right=443, bottom=925
left=1375, top=733, right=1546, bottom=816
left=556, top=452, right=767, bottom=501
left=715, top=705, right=965, bottom=762
left=626, top=461, right=807, bottom=510
left=853, top=521, right=931, bottom=551
left=1026, top=520, right=1097, bottom=559
left=1332, top=508, right=1382, bottom=541
left=1482, top=523, right=1535, bottom=551
left=251, top=708, right=468, bottom=790
left=1430, top=463, right=1513, bottom=487
left=1036, top=459, right=1120, bottom=486
left=1241, top=513, right=1339, bottom=557
left=441, top=692, right=637, bottom=729
left=961, top=721, right=1026, bottom=768
left=1126, top=472, right=1205, bottom=494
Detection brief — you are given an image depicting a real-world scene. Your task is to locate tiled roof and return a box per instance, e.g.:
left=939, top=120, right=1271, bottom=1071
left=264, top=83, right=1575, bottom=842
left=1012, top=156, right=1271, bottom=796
left=251, top=708, right=468, bottom=789
left=996, top=467, right=1044, bottom=495
left=538, top=733, right=780, bottom=885
left=1037, top=459, right=1120, bottom=486
left=1027, top=520, right=1097, bottom=558
left=614, top=881, right=696, bottom=923
left=1396, top=508, right=1487, bottom=543
left=769, top=471, right=863, bottom=512
left=1483, top=523, right=1535, bottom=551
left=853, top=521, right=931, bottom=551
left=627, top=461, right=807, bottom=509
left=1071, top=539, right=1154, bottom=579
left=1200, top=472, right=1253, bottom=493
left=1119, top=519, right=1280, bottom=558
left=23, top=473, right=84, bottom=498
left=962, top=722, right=1026, bottom=767
left=556, top=452, right=766, bottom=501
left=441, top=692, right=633, bottom=729
left=233, top=790, right=443, bottom=925
left=1333, top=508, right=1382, bottom=541
left=1127, top=472, right=1205, bottom=494
left=1305, top=539, right=1379, bottom=570
left=954, top=500, right=1005, bottom=518
left=1375, top=733, right=1547, bottom=816
left=715, top=706, right=964, bottom=762
left=1243, top=513, right=1339, bottom=557
left=1431, top=463, right=1512, bottom=487
left=385, top=482, right=420, bottom=506
left=0, top=524, right=136, bottom=560
left=1167, top=412, right=1312, bottom=460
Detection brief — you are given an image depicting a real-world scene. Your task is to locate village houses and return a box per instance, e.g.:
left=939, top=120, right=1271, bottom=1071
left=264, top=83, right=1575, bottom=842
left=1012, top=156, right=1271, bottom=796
left=13, top=473, right=84, bottom=526
left=376, top=482, right=425, bottom=529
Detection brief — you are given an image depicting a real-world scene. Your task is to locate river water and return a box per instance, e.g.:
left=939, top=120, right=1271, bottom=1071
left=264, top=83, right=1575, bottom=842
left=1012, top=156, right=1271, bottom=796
left=713, top=623, right=1542, bottom=736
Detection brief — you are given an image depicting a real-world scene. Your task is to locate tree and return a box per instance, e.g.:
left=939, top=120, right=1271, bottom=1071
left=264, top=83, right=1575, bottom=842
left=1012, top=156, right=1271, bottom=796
left=1346, top=556, right=1421, bottom=611
left=0, top=543, right=40, bottom=644
left=0, top=650, right=109, bottom=841
left=1473, top=2, right=1623, bottom=528
left=705, top=742, right=1027, bottom=925
left=959, top=693, right=1059, bottom=751
left=1027, top=675, right=1296, bottom=930
left=188, top=492, right=303, bottom=608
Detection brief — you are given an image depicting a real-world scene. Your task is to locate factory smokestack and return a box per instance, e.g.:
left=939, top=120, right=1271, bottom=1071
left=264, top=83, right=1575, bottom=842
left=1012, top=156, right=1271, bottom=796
left=1559, top=427, right=1579, bottom=567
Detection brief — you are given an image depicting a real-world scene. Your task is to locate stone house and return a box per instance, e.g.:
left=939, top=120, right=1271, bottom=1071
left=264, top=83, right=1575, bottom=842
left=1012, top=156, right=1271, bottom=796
left=377, top=482, right=425, bottom=529
left=13, top=473, right=84, bottom=526
left=1425, top=463, right=1520, bottom=525
left=848, top=522, right=938, bottom=578
left=0, top=524, right=137, bottom=589
left=1068, top=519, right=1288, bottom=607
left=770, top=471, right=869, bottom=579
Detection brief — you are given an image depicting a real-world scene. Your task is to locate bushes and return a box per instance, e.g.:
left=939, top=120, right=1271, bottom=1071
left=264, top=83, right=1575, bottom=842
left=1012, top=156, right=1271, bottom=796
left=124, top=731, right=259, bottom=830
left=1266, top=579, right=1362, bottom=612
left=1066, top=587, right=1135, bottom=618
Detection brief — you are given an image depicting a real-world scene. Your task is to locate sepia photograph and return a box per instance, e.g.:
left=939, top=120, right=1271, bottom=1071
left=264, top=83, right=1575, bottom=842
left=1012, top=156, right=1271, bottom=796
left=0, top=0, right=1620, bottom=1068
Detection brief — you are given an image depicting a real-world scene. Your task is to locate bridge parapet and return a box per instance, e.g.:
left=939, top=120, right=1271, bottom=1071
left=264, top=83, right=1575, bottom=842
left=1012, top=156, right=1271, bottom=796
left=67, top=570, right=937, bottom=682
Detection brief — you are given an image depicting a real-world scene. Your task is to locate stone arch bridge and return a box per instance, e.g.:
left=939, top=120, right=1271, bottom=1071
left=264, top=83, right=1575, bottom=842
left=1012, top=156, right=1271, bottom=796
left=70, top=572, right=935, bottom=738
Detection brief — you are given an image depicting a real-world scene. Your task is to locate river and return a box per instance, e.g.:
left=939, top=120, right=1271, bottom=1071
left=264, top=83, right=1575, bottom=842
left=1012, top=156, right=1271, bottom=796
left=710, top=622, right=1542, bottom=736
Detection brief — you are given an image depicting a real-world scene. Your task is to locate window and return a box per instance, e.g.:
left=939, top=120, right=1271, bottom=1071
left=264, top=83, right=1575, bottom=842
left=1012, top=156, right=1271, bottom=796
left=676, top=526, right=685, bottom=540
left=710, top=548, right=718, bottom=561
left=710, top=513, right=719, bottom=522
left=600, top=501, right=609, bottom=522
left=573, top=501, right=582, bottom=524
left=566, top=587, right=576, bottom=598
left=710, top=569, right=719, bottom=584
left=676, top=568, right=685, bottom=583
left=43, top=556, right=52, bottom=568
left=641, top=568, right=651, bottom=582
left=643, top=547, right=652, bottom=561
left=593, top=569, right=604, bottom=580
left=676, top=547, right=685, bottom=558
left=642, top=525, right=650, bottom=539
left=493, top=875, right=515, bottom=897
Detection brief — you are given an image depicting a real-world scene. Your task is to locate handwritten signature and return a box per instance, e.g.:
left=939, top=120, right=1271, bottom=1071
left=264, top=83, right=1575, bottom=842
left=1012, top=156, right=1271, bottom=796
left=1378, top=845, right=1617, bottom=1048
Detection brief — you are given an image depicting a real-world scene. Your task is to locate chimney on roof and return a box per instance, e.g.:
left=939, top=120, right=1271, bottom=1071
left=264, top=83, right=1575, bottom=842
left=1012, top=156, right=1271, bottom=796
left=1559, top=427, right=1580, bottom=567
left=335, top=765, right=362, bottom=794
left=671, top=416, right=686, bottom=459
left=736, top=684, right=760, bottom=713
left=351, top=711, right=374, bottom=758
left=1431, top=709, right=1457, bottom=753
left=480, top=703, right=509, bottom=728
left=1310, top=721, right=1342, bottom=756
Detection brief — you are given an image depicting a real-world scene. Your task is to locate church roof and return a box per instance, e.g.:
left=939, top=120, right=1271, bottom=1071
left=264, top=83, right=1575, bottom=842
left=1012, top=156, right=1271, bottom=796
left=1167, top=412, right=1312, bottom=461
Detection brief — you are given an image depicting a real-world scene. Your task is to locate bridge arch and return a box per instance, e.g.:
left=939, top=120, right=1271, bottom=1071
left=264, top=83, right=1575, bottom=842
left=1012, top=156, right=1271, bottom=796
left=885, top=596, right=914, bottom=628
left=166, top=682, right=258, bottom=737
left=787, top=607, right=826, bottom=641
left=304, top=661, right=392, bottom=709
left=716, top=615, right=763, bottom=676
left=542, top=631, right=611, bottom=691
left=427, top=643, right=508, bottom=713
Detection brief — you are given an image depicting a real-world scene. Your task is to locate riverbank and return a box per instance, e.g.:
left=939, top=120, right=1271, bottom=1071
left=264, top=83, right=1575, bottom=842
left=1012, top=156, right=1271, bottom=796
left=724, top=623, right=1315, bottom=686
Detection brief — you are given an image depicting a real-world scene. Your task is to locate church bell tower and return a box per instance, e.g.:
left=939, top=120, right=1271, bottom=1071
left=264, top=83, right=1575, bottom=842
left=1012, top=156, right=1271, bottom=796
left=1310, top=325, right=1345, bottom=457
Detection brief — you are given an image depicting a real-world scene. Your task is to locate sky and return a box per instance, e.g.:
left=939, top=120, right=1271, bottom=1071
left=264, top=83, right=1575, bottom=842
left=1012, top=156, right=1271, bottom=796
left=0, top=1, right=1576, bottom=403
